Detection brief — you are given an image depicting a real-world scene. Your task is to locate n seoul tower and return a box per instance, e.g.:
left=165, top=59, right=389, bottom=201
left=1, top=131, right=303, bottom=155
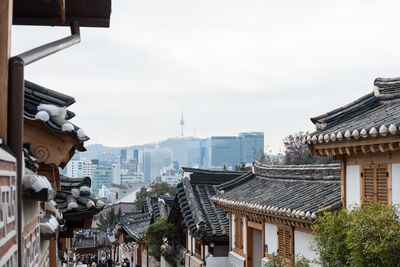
left=180, top=108, right=185, bottom=137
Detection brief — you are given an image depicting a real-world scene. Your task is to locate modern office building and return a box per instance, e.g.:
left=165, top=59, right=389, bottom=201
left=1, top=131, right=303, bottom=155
left=211, top=136, right=242, bottom=167
left=120, top=149, right=127, bottom=163
left=92, top=167, right=112, bottom=194
left=143, top=147, right=173, bottom=182
left=66, top=159, right=97, bottom=178
left=200, top=138, right=211, bottom=168
left=239, top=132, right=264, bottom=164
left=160, top=166, right=181, bottom=185
left=112, top=163, right=121, bottom=184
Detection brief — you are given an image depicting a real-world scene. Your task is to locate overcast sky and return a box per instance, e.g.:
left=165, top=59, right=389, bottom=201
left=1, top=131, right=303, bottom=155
left=11, top=0, right=400, bottom=152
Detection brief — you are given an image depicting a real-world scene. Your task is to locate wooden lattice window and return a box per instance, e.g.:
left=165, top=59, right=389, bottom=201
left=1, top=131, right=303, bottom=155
left=361, top=164, right=390, bottom=204
left=277, top=225, right=293, bottom=258
left=234, top=215, right=244, bottom=249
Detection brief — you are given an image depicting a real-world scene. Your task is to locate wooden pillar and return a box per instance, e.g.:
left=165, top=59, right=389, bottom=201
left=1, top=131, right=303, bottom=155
left=0, top=0, right=12, bottom=142
left=49, top=240, right=57, bottom=267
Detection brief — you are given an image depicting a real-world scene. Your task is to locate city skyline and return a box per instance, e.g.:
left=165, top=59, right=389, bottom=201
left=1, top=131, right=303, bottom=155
left=11, top=1, right=400, bottom=153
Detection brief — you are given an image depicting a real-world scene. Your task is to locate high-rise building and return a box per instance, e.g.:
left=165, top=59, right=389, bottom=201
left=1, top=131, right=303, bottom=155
left=211, top=136, right=242, bottom=167
left=143, top=147, right=173, bottom=182
left=66, top=159, right=96, bottom=178
left=120, top=149, right=127, bottom=163
left=200, top=138, right=211, bottom=168
left=133, top=149, right=139, bottom=162
left=239, top=132, right=264, bottom=164
left=160, top=166, right=181, bottom=185
left=111, top=163, right=121, bottom=184
left=92, top=167, right=112, bottom=194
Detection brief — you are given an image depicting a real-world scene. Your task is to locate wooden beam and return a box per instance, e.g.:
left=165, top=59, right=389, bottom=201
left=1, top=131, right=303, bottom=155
left=0, top=0, right=13, bottom=142
left=388, top=143, right=395, bottom=151
left=311, top=135, right=400, bottom=150
left=345, top=147, right=351, bottom=155
left=338, top=147, right=345, bottom=155
left=353, top=146, right=359, bottom=154
left=331, top=148, right=336, bottom=155
left=378, top=144, right=389, bottom=153
left=370, top=145, right=378, bottom=153
left=361, top=145, right=367, bottom=154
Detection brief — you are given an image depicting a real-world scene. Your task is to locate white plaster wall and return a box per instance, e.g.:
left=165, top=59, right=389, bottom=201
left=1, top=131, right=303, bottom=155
left=206, top=256, right=228, bottom=267
left=264, top=223, right=277, bottom=254
left=228, top=251, right=245, bottom=267
left=187, top=231, right=191, bottom=252
left=392, top=164, right=400, bottom=206
left=252, top=229, right=263, bottom=267
left=243, top=217, right=247, bottom=254
left=232, top=214, right=235, bottom=248
left=346, top=165, right=360, bottom=209
left=294, top=230, right=318, bottom=265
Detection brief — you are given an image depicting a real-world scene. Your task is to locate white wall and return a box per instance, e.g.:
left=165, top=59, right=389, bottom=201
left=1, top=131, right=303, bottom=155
left=187, top=231, right=192, bottom=252
left=346, top=165, right=360, bottom=209
left=252, top=229, right=263, bottom=267
left=392, top=164, right=400, bottom=206
left=294, top=230, right=318, bottom=265
left=264, top=223, right=277, bottom=254
left=228, top=251, right=245, bottom=267
left=232, top=214, right=235, bottom=248
left=206, top=256, right=228, bottom=267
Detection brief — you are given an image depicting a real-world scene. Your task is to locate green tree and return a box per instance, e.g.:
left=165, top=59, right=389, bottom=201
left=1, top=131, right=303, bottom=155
left=264, top=253, right=311, bottom=267
left=144, top=216, right=175, bottom=260
left=313, top=202, right=400, bottom=266
left=235, top=162, right=251, bottom=171
left=135, top=186, right=149, bottom=210
left=136, top=182, right=176, bottom=210
left=96, top=207, right=123, bottom=231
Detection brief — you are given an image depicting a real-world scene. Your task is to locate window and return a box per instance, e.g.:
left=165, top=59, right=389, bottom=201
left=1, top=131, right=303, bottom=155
left=234, top=215, right=244, bottom=249
left=277, top=225, right=293, bottom=258
left=361, top=164, right=390, bottom=204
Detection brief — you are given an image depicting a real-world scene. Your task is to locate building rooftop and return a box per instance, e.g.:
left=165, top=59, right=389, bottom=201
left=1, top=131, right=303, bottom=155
left=24, top=80, right=89, bottom=152
left=307, top=77, right=400, bottom=145
left=212, top=161, right=342, bottom=221
left=120, top=212, right=152, bottom=240
left=170, top=168, right=244, bottom=239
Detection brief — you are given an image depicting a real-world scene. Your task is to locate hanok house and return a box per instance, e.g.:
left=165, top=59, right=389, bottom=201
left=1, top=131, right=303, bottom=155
left=168, top=168, right=245, bottom=267
left=23, top=79, right=107, bottom=266
left=0, top=0, right=111, bottom=266
left=114, top=195, right=175, bottom=267
left=306, top=77, right=400, bottom=209
left=115, top=212, right=153, bottom=266
left=211, top=161, right=341, bottom=267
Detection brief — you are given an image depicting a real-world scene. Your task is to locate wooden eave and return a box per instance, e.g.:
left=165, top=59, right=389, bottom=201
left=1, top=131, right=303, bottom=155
left=214, top=202, right=313, bottom=231
left=24, top=119, right=76, bottom=168
left=13, top=0, right=111, bottom=27
left=308, top=135, right=400, bottom=157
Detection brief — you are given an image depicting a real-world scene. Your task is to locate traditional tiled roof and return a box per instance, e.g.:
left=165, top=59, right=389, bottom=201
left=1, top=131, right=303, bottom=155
left=306, top=77, right=400, bottom=145
left=144, top=195, right=175, bottom=221
left=169, top=168, right=244, bottom=239
left=56, top=175, right=104, bottom=220
left=120, top=212, right=152, bottom=240
left=212, top=161, right=341, bottom=221
left=24, top=80, right=88, bottom=151
left=22, top=146, right=55, bottom=201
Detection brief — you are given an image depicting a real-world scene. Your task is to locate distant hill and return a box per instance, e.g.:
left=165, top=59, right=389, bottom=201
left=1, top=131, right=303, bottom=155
left=80, top=144, right=126, bottom=160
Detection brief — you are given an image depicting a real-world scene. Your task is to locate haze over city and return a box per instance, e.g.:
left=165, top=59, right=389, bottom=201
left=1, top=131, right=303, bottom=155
left=10, top=0, right=400, bottom=152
